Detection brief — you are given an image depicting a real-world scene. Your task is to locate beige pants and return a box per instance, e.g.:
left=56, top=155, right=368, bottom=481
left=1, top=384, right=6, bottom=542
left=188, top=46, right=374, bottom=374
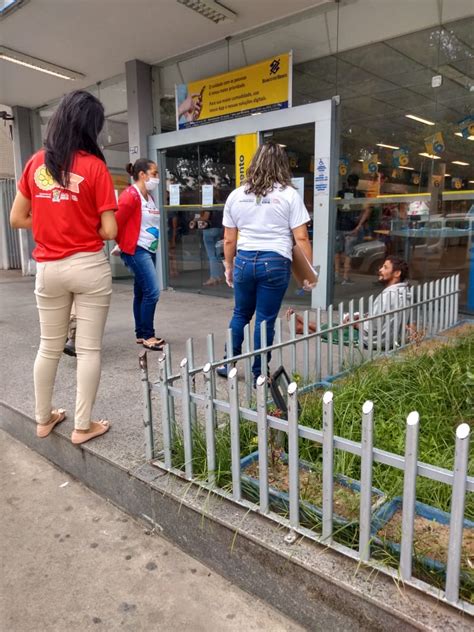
left=34, top=251, right=112, bottom=430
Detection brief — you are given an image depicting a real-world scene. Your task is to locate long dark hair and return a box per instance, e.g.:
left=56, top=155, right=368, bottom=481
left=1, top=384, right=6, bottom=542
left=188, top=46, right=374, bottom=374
left=44, top=90, right=105, bottom=188
left=244, top=141, right=293, bottom=197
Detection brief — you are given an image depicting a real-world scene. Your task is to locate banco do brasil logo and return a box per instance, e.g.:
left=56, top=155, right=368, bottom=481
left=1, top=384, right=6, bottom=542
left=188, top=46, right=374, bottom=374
left=269, top=58, right=280, bottom=75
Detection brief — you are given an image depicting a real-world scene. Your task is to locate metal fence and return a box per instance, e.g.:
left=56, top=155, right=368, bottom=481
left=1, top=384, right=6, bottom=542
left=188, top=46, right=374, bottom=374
left=0, top=178, right=21, bottom=270
left=141, top=274, right=474, bottom=613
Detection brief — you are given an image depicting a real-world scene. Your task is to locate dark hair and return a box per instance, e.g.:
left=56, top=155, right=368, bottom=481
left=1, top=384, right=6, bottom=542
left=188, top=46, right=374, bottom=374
left=245, top=141, right=293, bottom=197
left=44, top=90, right=105, bottom=188
left=347, top=173, right=359, bottom=188
left=385, top=256, right=409, bottom=282
left=126, top=159, right=155, bottom=181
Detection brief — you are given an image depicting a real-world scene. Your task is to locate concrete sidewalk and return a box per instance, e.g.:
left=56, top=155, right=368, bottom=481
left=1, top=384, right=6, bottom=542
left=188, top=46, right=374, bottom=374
left=0, top=430, right=302, bottom=632
left=0, top=270, right=237, bottom=468
left=2, top=270, right=470, bottom=631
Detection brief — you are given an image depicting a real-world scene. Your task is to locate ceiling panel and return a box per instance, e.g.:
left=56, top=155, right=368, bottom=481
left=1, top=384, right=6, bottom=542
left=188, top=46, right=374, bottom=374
left=389, top=22, right=474, bottom=69
left=339, top=42, right=426, bottom=77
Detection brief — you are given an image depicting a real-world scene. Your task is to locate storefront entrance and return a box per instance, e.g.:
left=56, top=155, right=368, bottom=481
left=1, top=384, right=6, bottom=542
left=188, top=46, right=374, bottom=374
left=150, top=100, right=335, bottom=309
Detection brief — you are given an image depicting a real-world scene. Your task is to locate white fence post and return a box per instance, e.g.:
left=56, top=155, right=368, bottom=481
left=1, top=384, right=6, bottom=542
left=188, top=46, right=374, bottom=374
left=445, top=423, right=470, bottom=603
left=322, top=391, right=334, bottom=543
left=359, top=400, right=374, bottom=562
left=400, top=411, right=420, bottom=581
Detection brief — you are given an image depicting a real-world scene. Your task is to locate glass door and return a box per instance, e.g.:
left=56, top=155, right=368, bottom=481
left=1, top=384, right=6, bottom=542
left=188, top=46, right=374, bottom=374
left=161, top=138, right=235, bottom=296
left=151, top=98, right=334, bottom=309
left=261, top=123, right=315, bottom=306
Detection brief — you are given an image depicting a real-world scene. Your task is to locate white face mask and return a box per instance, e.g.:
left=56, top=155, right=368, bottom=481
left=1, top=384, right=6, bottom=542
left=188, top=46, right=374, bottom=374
left=145, top=177, right=160, bottom=192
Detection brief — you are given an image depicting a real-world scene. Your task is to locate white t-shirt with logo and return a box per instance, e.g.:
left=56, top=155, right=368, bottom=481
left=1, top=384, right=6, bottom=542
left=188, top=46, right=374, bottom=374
left=222, top=184, right=310, bottom=260
left=134, top=185, right=160, bottom=253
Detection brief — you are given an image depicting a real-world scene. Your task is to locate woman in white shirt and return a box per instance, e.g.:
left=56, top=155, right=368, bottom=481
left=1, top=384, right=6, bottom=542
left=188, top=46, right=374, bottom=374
left=219, top=141, right=313, bottom=383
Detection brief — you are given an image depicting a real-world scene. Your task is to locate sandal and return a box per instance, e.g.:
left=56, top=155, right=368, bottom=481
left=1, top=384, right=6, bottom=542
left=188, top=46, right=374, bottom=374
left=136, top=338, right=144, bottom=344
left=142, top=337, right=165, bottom=350
left=71, top=420, right=111, bottom=445
left=37, top=408, right=67, bottom=438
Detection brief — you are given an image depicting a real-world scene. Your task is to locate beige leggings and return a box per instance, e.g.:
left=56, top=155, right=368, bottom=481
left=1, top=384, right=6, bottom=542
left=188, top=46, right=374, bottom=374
left=34, top=251, right=112, bottom=430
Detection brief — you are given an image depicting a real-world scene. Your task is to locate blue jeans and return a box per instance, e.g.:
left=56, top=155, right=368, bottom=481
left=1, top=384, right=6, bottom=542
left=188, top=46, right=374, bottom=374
left=229, top=250, right=291, bottom=379
left=121, top=247, right=160, bottom=339
left=202, top=227, right=223, bottom=279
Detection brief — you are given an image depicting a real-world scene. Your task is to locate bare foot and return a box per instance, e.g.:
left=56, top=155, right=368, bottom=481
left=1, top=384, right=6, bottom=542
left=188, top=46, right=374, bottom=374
left=71, top=420, right=111, bottom=445
left=37, top=408, right=67, bottom=438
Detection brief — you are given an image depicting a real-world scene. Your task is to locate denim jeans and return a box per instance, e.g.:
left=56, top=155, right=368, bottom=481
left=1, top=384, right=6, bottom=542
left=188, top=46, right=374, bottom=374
left=229, top=250, right=291, bottom=379
left=121, top=246, right=160, bottom=339
left=202, top=227, right=223, bottom=279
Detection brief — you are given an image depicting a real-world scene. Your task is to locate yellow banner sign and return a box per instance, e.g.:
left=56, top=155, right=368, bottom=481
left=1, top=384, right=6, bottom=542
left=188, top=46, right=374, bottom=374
left=176, top=53, right=292, bottom=129
left=235, top=134, right=258, bottom=187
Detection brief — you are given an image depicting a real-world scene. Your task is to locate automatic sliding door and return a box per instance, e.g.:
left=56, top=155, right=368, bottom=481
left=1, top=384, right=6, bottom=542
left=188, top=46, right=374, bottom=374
left=162, top=139, right=235, bottom=295
left=262, top=123, right=315, bottom=306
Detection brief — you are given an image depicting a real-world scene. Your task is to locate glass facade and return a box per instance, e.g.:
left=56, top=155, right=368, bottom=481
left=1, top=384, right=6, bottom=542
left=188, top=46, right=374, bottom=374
left=157, top=1, right=473, bottom=310
left=292, top=10, right=473, bottom=310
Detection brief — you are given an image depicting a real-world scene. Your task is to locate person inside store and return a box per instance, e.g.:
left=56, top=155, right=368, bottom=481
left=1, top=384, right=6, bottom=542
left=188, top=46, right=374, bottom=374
left=217, top=141, right=315, bottom=384
left=10, top=90, right=117, bottom=445
left=287, top=256, right=411, bottom=348
left=115, top=159, right=165, bottom=351
left=335, top=173, right=370, bottom=285
left=200, top=189, right=224, bottom=286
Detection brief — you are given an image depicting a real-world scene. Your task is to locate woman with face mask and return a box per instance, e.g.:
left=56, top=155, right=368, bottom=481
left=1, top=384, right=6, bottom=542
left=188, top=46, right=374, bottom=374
left=116, top=159, right=165, bottom=350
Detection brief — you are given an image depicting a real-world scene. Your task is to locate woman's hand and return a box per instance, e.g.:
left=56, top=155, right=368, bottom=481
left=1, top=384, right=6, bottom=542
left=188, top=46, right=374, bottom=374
left=224, top=264, right=234, bottom=288
left=302, top=278, right=317, bottom=292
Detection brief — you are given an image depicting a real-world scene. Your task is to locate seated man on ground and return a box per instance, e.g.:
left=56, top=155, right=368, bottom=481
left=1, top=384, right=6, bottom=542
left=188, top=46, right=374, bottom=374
left=287, top=256, right=411, bottom=348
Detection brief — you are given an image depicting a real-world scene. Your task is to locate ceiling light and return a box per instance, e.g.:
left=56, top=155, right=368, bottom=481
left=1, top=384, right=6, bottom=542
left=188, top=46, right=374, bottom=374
left=0, top=46, right=84, bottom=80
left=406, top=114, right=435, bottom=126
left=444, top=173, right=451, bottom=177
left=469, top=180, right=474, bottom=184
left=176, top=0, right=236, bottom=23
left=452, top=160, right=469, bottom=166
left=419, top=152, right=441, bottom=159
left=376, top=143, right=400, bottom=150
left=454, top=132, right=474, bottom=141
left=399, top=166, right=414, bottom=170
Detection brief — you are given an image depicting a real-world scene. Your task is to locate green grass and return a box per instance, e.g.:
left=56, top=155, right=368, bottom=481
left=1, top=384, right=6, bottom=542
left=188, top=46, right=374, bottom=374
left=170, top=331, right=474, bottom=600
left=297, top=332, right=473, bottom=519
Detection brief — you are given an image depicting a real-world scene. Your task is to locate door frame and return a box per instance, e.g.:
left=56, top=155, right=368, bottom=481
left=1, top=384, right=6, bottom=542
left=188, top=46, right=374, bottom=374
left=148, top=99, right=336, bottom=308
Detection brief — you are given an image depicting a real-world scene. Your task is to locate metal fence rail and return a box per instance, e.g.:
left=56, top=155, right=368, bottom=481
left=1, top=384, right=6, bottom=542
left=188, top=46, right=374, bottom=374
left=141, top=274, right=474, bottom=613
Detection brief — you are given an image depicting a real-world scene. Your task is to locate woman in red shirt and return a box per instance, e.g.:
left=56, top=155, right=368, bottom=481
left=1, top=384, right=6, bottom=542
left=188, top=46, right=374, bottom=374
left=10, top=90, right=117, bottom=445
left=115, top=159, right=164, bottom=350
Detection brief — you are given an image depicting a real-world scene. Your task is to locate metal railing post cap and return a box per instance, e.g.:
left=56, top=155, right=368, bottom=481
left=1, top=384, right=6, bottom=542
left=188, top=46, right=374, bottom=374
left=407, top=411, right=419, bottom=426
left=323, top=391, right=333, bottom=404
left=228, top=367, right=238, bottom=379
left=456, top=423, right=470, bottom=440
left=256, top=375, right=266, bottom=387
left=180, top=357, right=188, bottom=368
left=288, top=382, right=298, bottom=395
left=362, top=400, right=374, bottom=414
left=203, top=362, right=211, bottom=373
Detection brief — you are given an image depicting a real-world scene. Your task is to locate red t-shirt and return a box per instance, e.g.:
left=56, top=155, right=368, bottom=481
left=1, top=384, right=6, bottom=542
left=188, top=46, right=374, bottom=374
left=17, top=149, right=117, bottom=262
